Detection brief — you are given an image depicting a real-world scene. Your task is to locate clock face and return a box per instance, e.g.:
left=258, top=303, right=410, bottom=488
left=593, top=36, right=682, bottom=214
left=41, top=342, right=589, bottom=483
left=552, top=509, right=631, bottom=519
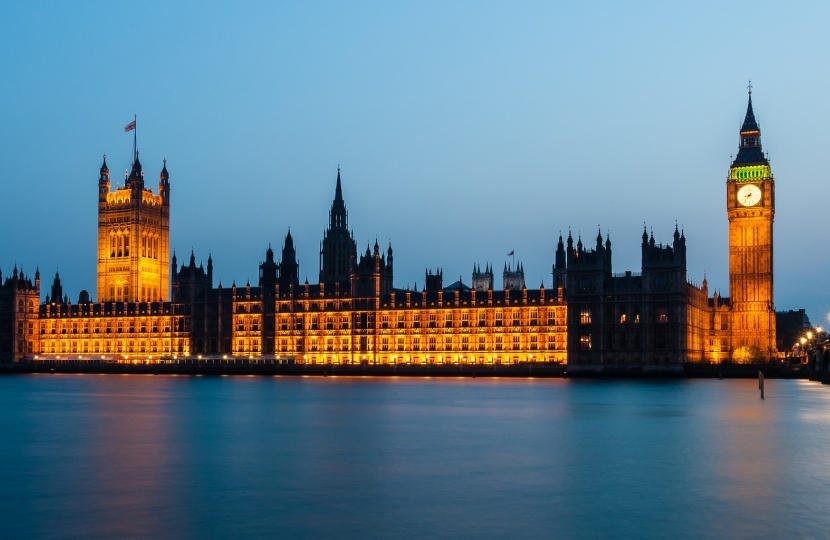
left=737, top=184, right=762, bottom=207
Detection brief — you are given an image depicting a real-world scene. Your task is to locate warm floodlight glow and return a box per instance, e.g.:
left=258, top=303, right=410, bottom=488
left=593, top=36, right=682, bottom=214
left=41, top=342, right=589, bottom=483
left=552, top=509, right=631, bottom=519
left=800, top=337, right=807, bottom=345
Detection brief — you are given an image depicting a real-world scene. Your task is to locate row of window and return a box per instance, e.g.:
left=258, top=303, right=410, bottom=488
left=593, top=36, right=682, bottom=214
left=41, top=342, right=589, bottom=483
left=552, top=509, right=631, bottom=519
left=42, top=319, right=171, bottom=334
left=42, top=339, right=172, bottom=354
left=578, top=332, right=671, bottom=350
left=578, top=306, right=668, bottom=324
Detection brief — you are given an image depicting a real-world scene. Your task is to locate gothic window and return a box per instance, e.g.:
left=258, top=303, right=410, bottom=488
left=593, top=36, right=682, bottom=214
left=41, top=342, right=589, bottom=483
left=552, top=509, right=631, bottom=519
left=579, top=334, right=592, bottom=350
left=495, top=336, right=503, bottom=350
left=479, top=311, right=486, bottom=327
left=512, top=311, right=520, bottom=327
left=478, top=336, right=486, bottom=350
left=429, top=313, right=437, bottom=328
left=462, top=336, right=469, bottom=351
left=462, top=312, right=469, bottom=327
left=397, top=337, right=404, bottom=351
left=657, top=307, right=668, bottom=323
left=495, top=311, right=503, bottom=327
left=530, top=336, right=538, bottom=350
left=124, top=235, right=129, bottom=257
left=445, top=312, right=452, bottom=328
left=529, top=311, right=538, bottom=326
left=444, top=336, right=452, bottom=350
left=428, top=337, right=436, bottom=351
left=580, top=307, right=592, bottom=324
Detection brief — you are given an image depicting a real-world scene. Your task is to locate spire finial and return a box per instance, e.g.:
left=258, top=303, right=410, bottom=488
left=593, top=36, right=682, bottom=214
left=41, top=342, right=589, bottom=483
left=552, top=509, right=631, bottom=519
left=748, top=79, right=752, bottom=96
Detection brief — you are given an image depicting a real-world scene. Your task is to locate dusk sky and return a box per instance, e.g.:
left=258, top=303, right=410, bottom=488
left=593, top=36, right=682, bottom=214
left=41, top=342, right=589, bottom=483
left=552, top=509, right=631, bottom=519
left=1, top=1, right=828, bottom=322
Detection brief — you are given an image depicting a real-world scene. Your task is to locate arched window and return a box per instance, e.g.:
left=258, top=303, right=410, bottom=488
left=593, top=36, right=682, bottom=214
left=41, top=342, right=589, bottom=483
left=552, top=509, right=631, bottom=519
left=124, top=235, right=129, bottom=257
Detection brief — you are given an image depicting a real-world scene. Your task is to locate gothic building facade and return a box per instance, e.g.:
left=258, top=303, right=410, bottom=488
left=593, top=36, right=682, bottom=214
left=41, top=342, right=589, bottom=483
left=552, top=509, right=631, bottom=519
left=0, top=93, right=781, bottom=365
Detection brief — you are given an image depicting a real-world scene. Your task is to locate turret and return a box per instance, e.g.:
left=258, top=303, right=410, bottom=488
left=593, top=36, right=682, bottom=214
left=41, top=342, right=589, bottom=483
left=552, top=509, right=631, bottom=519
left=98, top=154, right=110, bottom=201
left=159, top=159, right=170, bottom=206
left=127, top=150, right=144, bottom=191
left=279, top=230, right=300, bottom=288
left=51, top=272, right=63, bottom=305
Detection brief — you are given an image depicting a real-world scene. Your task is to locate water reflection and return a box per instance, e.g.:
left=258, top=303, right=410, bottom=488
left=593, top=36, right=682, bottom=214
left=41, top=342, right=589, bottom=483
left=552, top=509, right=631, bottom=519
left=1, top=376, right=829, bottom=539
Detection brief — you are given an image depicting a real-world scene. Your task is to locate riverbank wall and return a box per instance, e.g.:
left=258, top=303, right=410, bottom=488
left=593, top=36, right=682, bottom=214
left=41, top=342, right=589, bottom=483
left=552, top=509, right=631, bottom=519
left=0, top=361, right=809, bottom=379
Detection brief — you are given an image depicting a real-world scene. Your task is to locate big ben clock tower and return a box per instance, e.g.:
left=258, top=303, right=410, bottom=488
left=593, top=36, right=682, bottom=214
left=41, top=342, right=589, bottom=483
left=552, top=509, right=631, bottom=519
left=726, top=87, right=776, bottom=359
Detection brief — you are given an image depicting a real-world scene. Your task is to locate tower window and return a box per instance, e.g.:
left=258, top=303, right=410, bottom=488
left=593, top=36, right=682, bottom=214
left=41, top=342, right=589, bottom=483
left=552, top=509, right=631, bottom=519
left=580, top=307, right=592, bottom=324
left=579, top=334, right=592, bottom=350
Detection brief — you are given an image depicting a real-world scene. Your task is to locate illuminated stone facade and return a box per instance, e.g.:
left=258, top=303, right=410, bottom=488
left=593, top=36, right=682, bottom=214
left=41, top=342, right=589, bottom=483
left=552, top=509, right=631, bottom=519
left=0, top=94, right=779, bottom=365
left=97, top=153, right=170, bottom=304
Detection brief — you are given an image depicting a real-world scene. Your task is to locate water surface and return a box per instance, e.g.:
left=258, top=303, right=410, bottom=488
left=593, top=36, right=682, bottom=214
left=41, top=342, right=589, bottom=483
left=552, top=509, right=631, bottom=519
left=1, top=375, right=829, bottom=539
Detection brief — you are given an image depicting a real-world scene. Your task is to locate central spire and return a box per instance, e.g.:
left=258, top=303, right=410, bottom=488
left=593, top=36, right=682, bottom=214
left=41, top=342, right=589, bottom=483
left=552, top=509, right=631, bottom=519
left=335, top=166, right=343, bottom=202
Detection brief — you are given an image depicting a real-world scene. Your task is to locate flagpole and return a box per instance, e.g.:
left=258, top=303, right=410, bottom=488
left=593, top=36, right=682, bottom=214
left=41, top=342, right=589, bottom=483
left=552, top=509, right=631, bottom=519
left=133, top=114, right=137, bottom=160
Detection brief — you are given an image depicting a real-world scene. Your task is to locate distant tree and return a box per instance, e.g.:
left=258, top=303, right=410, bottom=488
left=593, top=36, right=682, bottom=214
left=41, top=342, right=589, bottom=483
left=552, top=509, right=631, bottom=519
left=732, top=345, right=762, bottom=364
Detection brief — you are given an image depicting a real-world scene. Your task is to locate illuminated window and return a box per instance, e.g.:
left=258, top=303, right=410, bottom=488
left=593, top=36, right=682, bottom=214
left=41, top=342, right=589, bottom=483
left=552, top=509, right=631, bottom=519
left=495, top=336, right=503, bottom=350
left=657, top=307, right=668, bottom=323
left=512, top=311, right=520, bottom=326
left=512, top=335, right=520, bottom=350
left=580, top=307, right=592, bottom=324
left=495, top=312, right=503, bottom=327
left=579, top=334, right=592, bottom=350
left=429, top=337, right=437, bottom=351
left=462, top=336, right=469, bottom=351
left=530, top=336, right=538, bottom=350
left=478, top=336, right=486, bottom=350
left=529, top=311, right=538, bottom=326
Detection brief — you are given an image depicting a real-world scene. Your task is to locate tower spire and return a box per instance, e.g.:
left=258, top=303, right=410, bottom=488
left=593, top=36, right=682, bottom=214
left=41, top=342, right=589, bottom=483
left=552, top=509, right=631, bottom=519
left=732, top=86, right=768, bottom=167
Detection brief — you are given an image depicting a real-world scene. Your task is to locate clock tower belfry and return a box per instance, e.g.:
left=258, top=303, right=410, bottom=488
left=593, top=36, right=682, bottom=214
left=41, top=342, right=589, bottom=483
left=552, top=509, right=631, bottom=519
left=726, top=88, right=776, bottom=359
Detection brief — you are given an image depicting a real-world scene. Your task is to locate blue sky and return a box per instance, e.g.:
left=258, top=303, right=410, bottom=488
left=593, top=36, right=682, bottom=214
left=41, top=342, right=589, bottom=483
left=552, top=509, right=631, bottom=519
left=1, top=1, right=828, bottom=323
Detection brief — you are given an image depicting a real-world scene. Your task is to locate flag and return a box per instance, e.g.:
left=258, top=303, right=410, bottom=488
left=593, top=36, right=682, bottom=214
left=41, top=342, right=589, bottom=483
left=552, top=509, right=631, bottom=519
left=124, top=120, right=136, bottom=132
left=507, top=250, right=514, bottom=256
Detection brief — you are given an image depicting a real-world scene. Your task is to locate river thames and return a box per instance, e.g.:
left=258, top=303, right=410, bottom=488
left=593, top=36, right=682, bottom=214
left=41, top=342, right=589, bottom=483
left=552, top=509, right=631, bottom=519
left=1, top=375, right=829, bottom=539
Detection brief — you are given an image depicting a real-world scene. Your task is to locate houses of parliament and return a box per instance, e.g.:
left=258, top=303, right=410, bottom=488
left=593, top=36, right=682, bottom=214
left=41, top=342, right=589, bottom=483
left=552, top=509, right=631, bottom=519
left=0, top=94, right=780, bottom=366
